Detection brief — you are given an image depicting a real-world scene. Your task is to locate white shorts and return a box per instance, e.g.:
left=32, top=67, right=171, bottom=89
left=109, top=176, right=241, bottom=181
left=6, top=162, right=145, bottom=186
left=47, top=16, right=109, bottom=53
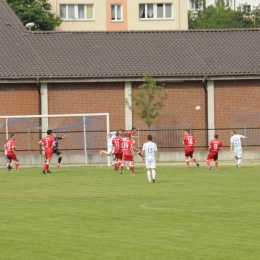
left=146, top=160, right=156, bottom=169
left=108, top=145, right=114, bottom=154
left=233, top=149, right=242, bottom=158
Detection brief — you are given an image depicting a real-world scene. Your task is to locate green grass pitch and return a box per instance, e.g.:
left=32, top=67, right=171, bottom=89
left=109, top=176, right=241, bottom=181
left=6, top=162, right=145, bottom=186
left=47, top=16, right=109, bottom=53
left=0, top=164, right=260, bottom=260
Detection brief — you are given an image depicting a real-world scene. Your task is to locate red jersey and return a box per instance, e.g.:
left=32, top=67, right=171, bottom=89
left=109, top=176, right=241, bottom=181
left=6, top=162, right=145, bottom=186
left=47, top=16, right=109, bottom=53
left=125, top=130, right=134, bottom=137
left=112, top=136, right=123, bottom=153
left=41, top=136, right=55, bottom=152
left=209, top=139, right=222, bottom=153
left=122, top=138, right=133, bottom=155
left=183, top=134, right=196, bottom=148
left=6, top=140, right=15, bottom=152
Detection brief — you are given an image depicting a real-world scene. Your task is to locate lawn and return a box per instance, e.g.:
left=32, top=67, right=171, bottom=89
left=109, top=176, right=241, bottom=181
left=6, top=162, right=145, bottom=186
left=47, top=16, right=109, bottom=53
left=0, top=164, right=260, bottom=260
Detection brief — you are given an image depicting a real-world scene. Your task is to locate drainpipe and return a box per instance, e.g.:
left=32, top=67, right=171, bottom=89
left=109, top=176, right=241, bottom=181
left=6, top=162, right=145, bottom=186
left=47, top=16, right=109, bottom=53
left=202, top=75, right=208, bottom=149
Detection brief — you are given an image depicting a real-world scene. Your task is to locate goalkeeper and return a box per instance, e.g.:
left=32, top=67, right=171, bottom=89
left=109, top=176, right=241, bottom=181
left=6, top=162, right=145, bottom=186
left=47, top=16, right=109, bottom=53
left=53, top=132, right=67, bottom=168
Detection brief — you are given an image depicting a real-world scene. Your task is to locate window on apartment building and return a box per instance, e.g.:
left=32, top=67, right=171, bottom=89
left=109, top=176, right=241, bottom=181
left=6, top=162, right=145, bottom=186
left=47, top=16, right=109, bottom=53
left=226, top=0, right=232, bottom=7
left=243, top=5, right=251, bottom=13
left=139, top=3, right=172, bottom=19
left=111, top=4, right=123, bottom=21
left=60, top=4, right=94, bottom=20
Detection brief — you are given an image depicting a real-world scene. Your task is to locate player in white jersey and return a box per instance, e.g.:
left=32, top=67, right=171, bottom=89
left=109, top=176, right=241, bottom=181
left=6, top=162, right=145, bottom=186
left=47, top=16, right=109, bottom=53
left=230, top=131, right=248, bottom=168
left=142, top=135, right=158, bottom=183
left=99, top=131, right=117, bottom=165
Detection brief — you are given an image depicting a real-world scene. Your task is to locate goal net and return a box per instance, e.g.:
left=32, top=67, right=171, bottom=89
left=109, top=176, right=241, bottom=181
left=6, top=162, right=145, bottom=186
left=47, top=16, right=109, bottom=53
left=0, top=113, right=110, bottom=166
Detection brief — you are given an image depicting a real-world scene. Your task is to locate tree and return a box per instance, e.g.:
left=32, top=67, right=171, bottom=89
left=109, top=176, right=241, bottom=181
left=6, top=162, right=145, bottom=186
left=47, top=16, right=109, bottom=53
left=7, top=0, right=62, bottom=31
left=237, top=4, right=260, bottom=28
left=188, top=0, right=260, bottom=29
left=125, top=73, right=168, bottom=130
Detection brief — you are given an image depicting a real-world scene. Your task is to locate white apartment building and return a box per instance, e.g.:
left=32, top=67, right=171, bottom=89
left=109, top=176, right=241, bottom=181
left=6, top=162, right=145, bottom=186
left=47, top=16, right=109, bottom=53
left=49, top=0, right=188, bottom=31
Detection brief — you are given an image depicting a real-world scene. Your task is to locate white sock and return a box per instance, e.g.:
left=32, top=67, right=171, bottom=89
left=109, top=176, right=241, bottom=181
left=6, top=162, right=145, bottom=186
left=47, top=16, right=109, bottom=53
left=102, top=151, right=109, bottom=155
left=237, top=159, right=242, bottom=165
left=152, top=169, right=156, bottom=180
left=147, top=171, right=152, bottom=182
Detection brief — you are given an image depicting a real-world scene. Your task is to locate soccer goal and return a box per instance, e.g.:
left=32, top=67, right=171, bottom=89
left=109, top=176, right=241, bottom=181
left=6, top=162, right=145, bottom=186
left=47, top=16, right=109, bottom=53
left=0, top=113, right=110, bottom=166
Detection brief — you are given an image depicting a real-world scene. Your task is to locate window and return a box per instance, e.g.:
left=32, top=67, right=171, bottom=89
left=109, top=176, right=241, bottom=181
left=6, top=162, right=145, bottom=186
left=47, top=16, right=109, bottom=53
left=60, top=4, right=94, bottom=20
left=243, top=5, right=251, bottom=13
left=139, top=3, right=173, bottom=19
left=189, top=0, right=206, bottom=10
left=226, top=0, right=232, bottom=7
left=111, top=4, right=123, bottom=21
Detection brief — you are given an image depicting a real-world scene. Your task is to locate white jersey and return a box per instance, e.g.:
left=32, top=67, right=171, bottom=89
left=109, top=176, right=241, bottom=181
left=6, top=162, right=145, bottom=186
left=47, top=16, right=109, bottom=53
left=108, top=131, right=117, bottom=145
left=230, top=134, right=245, bottom=151
left=142, top=141, right=158, bottom=162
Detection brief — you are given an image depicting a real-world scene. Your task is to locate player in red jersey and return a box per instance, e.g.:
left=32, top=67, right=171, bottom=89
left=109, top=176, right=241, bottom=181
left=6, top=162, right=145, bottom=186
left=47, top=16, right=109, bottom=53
left=206, top=134, right=222, bottom=170
left=120, top=133, right=135, bottom=174
left=112, top=132, right=123, bottom=171
left=183, top=130, right=199, bottom=168
left=125, top=127, right=143, bottom=158
left=39, top=129, right=55, bottom=174
left=5, top=134, right=19, bottom=171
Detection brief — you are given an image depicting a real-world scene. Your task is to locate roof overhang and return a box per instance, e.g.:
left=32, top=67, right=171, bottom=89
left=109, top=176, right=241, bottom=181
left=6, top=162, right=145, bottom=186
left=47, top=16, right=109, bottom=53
left=1, top=75, right=260, bottom=84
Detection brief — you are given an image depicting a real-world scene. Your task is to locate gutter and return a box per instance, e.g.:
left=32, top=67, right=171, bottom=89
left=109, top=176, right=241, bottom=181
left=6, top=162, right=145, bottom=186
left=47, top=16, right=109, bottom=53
left=1, top=75, right=260, bottom=84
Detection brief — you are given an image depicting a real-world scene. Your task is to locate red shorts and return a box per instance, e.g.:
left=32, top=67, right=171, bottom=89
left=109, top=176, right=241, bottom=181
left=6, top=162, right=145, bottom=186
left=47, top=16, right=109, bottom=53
left=122, top=154, right=133, bottom=162
left=45, top=151, right=53, bottom=160
left=114, top=152, right=123, bottom=160
left=7, top=152, right=18, bottom=161
left=185, top=147, right=194, bottom=158
left=207, top=152, right=218, bottom=161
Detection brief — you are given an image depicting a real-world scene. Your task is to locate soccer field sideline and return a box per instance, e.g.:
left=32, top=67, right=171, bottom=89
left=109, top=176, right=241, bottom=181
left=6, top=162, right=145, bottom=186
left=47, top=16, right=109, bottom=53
left=1, top=160, right=259, bottom=169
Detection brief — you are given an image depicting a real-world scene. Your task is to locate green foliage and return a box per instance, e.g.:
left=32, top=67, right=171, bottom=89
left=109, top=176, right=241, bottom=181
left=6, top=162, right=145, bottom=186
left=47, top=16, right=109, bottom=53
left=189, top=0, right=260, bottom=29
left=7, top=0, right=62, bottom=31
left=125, top=72, right=168, bottom=129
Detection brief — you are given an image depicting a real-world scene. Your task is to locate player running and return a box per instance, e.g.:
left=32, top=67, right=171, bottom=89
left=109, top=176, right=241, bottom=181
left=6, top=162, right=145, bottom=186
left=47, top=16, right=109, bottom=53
left=142, top=135, right=158, bottom=183
left=206, top=134, right=222, bottom=170
left=5, top=134, right=19, bottom=171
left=230, top=131, right=248, bottom=168
left=183, top=130, right=199, bottom=168
left=112, top=132, right=123, bottom=171
left=119, top=133, right=135, bottom=174
left=39, top=129, right=55, bottom=174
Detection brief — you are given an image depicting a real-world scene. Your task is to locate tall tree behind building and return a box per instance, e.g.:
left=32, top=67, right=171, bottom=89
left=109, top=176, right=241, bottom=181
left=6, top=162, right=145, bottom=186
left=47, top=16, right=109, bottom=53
left=7, top=0, right=62, bottom=31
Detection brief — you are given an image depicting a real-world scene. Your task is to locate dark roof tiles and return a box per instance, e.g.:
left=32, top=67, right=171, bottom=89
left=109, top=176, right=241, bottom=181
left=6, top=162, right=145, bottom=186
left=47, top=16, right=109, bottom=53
left=1, top=1, right=260, bottom=79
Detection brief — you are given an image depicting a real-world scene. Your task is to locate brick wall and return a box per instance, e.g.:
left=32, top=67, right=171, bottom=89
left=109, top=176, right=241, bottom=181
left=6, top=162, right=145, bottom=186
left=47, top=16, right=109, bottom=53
left=215, top=80, right=260, bottom=127
left=131, top=81, right=206, bottom=127
left=48, top=82, right=125, bottom=130
left=0, top=84, right=40, bottom=154
left=1, top=80, right=260, bottom=154
left=131, top=81, right=207, bottom=150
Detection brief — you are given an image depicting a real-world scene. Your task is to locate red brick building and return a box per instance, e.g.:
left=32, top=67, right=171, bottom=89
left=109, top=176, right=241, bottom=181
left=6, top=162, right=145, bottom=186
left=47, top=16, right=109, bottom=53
left=1, top=1, right=260, bottom=155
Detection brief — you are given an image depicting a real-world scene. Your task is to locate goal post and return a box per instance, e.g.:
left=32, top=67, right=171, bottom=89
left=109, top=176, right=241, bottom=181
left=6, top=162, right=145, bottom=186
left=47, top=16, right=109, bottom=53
left=0, top=113, right=110, bottom=166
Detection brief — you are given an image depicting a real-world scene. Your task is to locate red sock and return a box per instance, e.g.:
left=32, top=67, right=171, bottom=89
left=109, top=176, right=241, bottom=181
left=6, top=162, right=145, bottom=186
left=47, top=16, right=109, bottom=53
left=43, top=164, right=47, bottom=170
left=192, top=157, right=197, bottom=164
left=186, top=160, right=189, bottom=167
left=131, top=165, right=135, bottom=172
left=15, top=163, right=19, bottom=170
left=215, top=161, right=218, bottom=169
left=206, top=160, right=211, bottom=166
left=114, top=161, right=118, bottom=169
